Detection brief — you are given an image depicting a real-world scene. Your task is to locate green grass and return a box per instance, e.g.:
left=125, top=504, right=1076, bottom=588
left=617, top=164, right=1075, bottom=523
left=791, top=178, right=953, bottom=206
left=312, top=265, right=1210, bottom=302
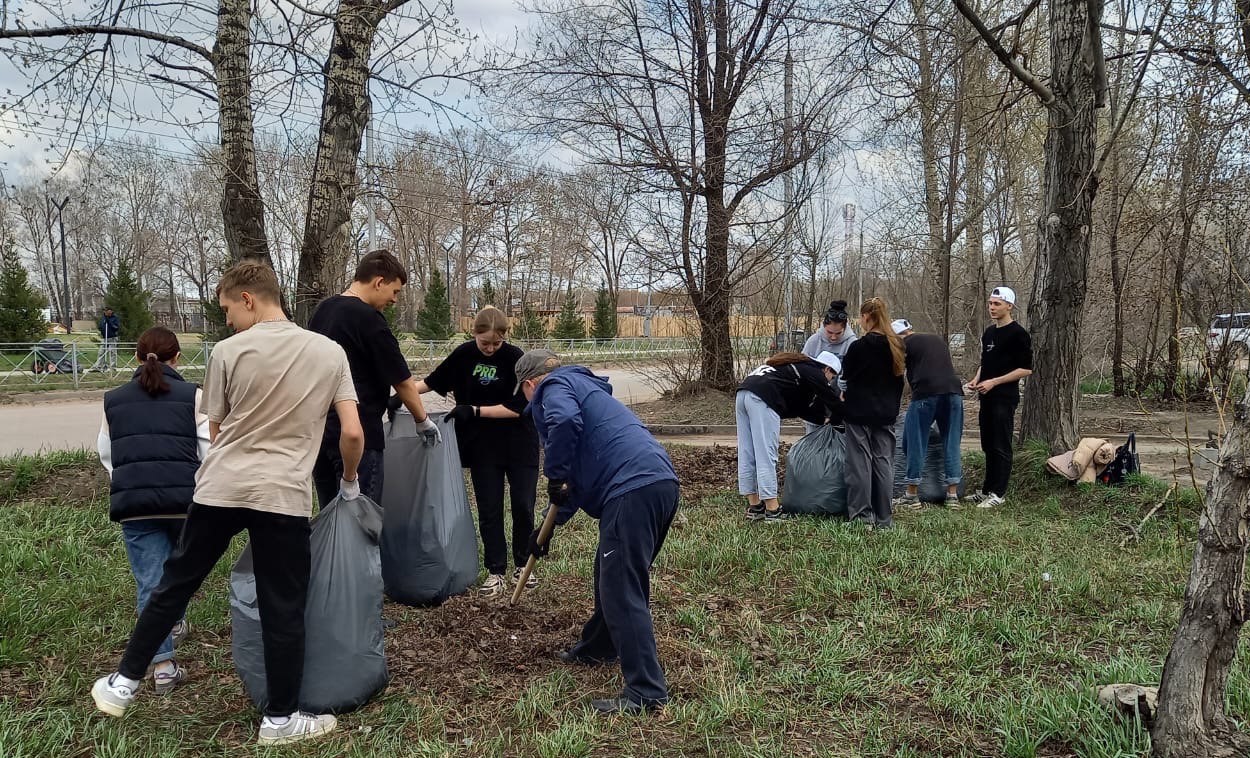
left=0, top=447, right=1227, bottom=757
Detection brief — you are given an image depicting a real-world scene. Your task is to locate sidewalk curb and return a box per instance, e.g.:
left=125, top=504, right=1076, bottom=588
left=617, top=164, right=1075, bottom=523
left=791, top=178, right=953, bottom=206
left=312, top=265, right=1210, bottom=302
left=645, top=423, right=1208, bottom=446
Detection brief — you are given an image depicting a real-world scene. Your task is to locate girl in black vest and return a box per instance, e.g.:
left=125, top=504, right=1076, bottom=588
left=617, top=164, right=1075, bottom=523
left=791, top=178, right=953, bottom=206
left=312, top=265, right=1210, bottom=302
left=736, top=351, right=844, bottom=522
left=840, top=298, right=906, bottom=529
left=98, top=327, right=209, bottom=695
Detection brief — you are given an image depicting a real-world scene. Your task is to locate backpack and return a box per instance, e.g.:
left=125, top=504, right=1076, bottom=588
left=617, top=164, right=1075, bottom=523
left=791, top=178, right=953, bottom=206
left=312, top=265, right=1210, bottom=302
left=1098, top=433, right=1140, bottom=486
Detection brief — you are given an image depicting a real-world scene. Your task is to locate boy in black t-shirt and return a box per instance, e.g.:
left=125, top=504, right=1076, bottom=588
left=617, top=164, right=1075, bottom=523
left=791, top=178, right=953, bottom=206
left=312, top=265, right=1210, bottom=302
left=308, top=250, right=440, bottom=505
left=415, top=306, right=540, bottom=596
left=963, top=286, right=1033, bottom=508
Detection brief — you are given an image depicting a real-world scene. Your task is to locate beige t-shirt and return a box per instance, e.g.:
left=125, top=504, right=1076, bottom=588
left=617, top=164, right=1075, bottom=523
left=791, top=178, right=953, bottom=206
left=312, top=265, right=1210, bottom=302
left=195, top=320, right=357, bottom=518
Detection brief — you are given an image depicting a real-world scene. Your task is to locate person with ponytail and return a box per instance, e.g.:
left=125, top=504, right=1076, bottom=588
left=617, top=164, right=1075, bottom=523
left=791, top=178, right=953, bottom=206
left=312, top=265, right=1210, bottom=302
left=839, top=298, right=906, bottom=529
left=801, top=300, right=857, bottom=433
left=96, top=326, right=210, bottom=696
left=736, top=350, right=845, bottom=522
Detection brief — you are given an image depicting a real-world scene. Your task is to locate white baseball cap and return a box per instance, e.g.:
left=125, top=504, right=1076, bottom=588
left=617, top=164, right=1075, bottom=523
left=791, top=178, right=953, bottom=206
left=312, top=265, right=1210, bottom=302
left=814, top=351, right=842, bottom=374
left=990, top=286, right=1016, bottom=305
left=891, top=318, right=912, bottom=334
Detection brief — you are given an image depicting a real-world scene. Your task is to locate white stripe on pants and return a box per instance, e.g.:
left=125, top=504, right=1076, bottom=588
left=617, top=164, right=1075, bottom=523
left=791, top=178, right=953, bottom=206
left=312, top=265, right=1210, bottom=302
left=736, top=390, right=781, bottom=499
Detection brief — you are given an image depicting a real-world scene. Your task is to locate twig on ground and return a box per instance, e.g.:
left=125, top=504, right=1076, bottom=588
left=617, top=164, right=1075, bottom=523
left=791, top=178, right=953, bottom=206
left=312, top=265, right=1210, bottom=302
left=1120, top=482, right=1176, bottom=548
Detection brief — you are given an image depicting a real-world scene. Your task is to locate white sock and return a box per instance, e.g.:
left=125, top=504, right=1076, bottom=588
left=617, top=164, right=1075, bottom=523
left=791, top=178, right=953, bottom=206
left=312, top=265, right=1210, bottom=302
left=264, top=714, right=292, bottom=726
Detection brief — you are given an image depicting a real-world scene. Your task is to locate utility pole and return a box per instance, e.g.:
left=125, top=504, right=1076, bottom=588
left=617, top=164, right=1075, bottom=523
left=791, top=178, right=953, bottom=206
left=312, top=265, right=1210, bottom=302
left=857, top=224, right=865, bottom=311
left=782, top=48, right=794, bottom=344
left=843, top=203, right=857, bottom=309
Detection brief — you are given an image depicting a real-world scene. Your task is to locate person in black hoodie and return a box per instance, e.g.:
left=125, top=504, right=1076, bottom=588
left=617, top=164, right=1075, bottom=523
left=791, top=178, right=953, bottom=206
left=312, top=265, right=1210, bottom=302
left=840, top=298, right=906, bottom=529
left=96, top=327, right=210, bottom=696
left=736, top=351, right=844, bottom=522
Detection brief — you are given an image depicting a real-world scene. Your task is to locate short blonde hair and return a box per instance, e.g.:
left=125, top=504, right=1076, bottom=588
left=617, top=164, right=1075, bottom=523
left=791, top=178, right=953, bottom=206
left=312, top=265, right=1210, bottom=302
left=472, top=306, right=510, bottom=338
left=215, top=261, right=282, bottom=303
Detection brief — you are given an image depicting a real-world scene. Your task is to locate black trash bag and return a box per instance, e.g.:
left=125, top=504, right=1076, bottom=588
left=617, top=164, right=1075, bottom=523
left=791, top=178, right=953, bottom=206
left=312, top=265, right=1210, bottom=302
left=892, top=415, right=967, bottom=502
left=782, top=424, right=849, bottom=516
left=380, top=410, right=478, bottom=606
left=230, top=494, right=387, bottom=714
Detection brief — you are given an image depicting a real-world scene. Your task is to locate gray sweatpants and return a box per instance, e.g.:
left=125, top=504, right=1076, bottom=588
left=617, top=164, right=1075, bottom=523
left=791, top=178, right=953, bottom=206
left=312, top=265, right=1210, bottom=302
left=736, top=390, right=781, bottom=499
left=844, top=422, right=896, bottom=527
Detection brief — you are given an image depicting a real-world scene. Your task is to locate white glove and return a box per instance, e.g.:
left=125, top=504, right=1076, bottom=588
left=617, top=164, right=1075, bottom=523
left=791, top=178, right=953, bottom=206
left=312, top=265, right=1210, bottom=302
left=339, top=477, right=361, bottom=501
left=416, top=416, right=442, bottom=447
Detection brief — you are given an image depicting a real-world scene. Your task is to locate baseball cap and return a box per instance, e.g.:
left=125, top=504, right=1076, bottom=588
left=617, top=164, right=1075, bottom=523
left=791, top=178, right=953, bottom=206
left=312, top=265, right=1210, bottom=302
left=513, top=349, right=562, bottom=394
left=990, top=286, right=1016, bottom=305
left=891, top=318, right=912, bottom=334
left=814, top=351, right=842, bottom=374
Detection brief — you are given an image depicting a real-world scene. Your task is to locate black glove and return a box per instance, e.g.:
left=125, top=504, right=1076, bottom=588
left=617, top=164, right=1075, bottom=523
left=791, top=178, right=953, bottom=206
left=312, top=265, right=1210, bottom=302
left=547, top=479, right=570, bottom=507
left=386, top=394, right=403, bottom=422
left=528, top=527, right=550, bottom=559
left=446, top=404, right=476, bottom=424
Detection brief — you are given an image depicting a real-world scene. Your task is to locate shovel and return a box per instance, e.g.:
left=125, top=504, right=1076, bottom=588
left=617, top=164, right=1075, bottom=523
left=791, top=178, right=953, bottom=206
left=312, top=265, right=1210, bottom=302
left=511, top=505, right=559, bottom=605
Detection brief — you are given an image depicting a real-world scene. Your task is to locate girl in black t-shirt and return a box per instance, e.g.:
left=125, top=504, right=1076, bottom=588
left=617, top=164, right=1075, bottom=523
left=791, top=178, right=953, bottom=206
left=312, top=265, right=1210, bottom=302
left=415, top=307, right=540, bottom=596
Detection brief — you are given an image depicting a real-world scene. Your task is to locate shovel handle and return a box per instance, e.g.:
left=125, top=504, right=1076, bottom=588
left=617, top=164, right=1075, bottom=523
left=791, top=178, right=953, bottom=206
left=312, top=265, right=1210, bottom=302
left=510, top=503, right=560, bottom=605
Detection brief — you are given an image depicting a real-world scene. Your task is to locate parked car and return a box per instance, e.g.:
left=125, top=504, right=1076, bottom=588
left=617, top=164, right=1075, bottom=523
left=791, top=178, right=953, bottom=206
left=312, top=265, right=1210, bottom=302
left=1207, top=313, right=1250, bottom=357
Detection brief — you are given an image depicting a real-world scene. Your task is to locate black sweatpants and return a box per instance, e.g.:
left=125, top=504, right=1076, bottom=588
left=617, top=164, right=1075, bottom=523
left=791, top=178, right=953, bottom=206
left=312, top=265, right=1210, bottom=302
left=118, top=503, right=311, bottom=717
left=470, top=463, right=539, bottom=574
left=567, top=479, right=679, bottom=707
left=978, top=395, right=1018, bottom=496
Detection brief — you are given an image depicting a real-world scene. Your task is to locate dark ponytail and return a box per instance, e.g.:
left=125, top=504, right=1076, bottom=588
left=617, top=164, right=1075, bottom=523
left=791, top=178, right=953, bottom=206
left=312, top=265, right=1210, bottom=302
left=135, top=327, right=181, bottom=396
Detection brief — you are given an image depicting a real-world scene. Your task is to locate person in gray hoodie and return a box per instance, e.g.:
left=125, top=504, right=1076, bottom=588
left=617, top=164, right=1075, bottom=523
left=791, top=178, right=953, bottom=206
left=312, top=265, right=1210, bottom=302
left=801, top=299, right=857, bottom=433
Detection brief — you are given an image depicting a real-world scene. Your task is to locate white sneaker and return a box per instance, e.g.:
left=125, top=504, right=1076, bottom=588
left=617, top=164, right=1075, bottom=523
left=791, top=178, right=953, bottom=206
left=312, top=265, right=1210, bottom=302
left=977, top=493, right=1006, bottom=509
left=257, top=712, right=337, bottom=745
left=512, top=566, right=538, bottom=590
left=91, top=673, right=139, bottom=717
left=152, top=662, right=187, bottom=695
left=964, top=490, right=987, bottom=504
left=171, top=620, right=189, bottom=646
left=478, top=574, right=506, bottom=596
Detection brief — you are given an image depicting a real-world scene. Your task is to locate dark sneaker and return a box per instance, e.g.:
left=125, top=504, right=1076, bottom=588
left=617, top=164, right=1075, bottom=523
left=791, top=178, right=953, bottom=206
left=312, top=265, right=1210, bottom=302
left=745, top=504, right=767, bottom=521
left=557, top=649, right=617, bottom=666
left=589, top=696, right=658, bottom=714
left=512, top=566, right=538, bottom=590
left=945, top=493, right=962, bottom=509
left=764, top=507, right=794, bottom=523
left=892, top=493, right=922, bottom=511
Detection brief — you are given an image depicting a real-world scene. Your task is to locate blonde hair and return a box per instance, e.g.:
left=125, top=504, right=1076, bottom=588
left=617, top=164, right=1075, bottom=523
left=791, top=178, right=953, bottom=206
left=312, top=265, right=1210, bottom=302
left=215, top=261, right=282, bottom=303
left=860, top=298, right=905, bottom=377
left=472, top=306, right=510, bottom=338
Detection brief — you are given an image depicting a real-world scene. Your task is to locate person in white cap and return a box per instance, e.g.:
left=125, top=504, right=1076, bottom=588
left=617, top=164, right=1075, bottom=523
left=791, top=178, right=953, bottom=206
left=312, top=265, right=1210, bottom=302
left=890, top=319, right=965, bottom=509
left=735, top=351, right=844, bottom=522
left=964, top=286, right=1033, bottom=508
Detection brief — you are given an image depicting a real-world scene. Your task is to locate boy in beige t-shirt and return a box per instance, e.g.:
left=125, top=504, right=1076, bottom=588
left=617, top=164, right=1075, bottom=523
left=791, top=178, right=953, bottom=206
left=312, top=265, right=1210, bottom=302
left=91, top=262, right=364, bottom=746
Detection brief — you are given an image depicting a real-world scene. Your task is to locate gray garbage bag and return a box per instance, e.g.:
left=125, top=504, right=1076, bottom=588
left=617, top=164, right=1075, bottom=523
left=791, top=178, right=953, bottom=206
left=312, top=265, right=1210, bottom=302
left=892, top=414, right=967, bottom=502
left=230, top=494, right=387, bottom=714
left=782, top=424, right=848, bottom=516
left=380, top=410, right=478, bottom=606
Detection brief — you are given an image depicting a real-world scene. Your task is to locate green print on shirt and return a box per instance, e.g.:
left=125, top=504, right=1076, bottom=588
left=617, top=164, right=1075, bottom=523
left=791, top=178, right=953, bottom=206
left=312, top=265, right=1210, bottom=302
left=472, top=363, right=499, bottom=385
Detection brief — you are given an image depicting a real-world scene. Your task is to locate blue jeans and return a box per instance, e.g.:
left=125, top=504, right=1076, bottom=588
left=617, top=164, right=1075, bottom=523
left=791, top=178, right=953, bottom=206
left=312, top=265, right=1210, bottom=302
left=903, top=393, right=964, bottom=486
left=120, top=518, right=186, bottom=665
left=736, top=391, right=781, bottom=499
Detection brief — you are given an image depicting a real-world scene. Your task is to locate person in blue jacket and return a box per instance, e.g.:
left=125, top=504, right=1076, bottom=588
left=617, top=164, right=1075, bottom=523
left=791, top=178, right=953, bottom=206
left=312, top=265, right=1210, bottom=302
left=517, top=349, right=679, bottom=715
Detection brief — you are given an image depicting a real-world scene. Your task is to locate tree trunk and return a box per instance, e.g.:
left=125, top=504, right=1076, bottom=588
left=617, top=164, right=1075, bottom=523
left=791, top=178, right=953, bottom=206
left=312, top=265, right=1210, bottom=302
left=294, top=0, right=387, bottom=323
left=213, top=0, right=271, bottom=266
left=1152, top=389, right=1250, bottom=757
left=912, top=0, right=947, bottom=326
left=701, top=190, right=735, bottom=390
left=1018, top=0, right=1100, bottom=452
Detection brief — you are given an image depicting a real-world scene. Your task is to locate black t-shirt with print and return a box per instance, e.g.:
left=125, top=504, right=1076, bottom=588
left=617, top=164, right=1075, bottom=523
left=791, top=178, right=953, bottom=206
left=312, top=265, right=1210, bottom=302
left=308, top=294, right=412, bottom=450
left=424, top=341, right=539, bottom=468
left=979, top=321, right=1033, bottom=402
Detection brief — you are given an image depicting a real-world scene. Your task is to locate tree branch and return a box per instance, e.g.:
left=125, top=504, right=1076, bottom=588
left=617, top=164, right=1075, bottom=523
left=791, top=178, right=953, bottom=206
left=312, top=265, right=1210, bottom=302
left=147, top=72, right=217, bottom=101
left=1094, top=0, right=1170, bottom=176
left=0, top=24, right=212, bottom=60
left=953, top=0, right=1055, bottom=106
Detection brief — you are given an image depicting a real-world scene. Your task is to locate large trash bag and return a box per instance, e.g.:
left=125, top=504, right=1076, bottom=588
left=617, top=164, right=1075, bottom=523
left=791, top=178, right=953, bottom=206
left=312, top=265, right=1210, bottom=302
left=230, top=494, right=387, bottom=714
left=892, top=414, right=967, bottom=502
left=380, top=410, right=478, bottom=606
left=782, top=424, right=849, bottom=516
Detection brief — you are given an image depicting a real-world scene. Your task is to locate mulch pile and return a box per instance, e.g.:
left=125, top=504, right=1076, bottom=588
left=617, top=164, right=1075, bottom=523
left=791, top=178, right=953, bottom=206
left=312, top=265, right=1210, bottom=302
left=665, top=442, right=790, bottom=502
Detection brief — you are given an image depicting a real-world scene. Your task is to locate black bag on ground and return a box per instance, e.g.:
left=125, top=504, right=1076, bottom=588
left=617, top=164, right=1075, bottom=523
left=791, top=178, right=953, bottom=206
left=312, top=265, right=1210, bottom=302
left=230, top=494, right=387, bottom=714
left=783, top=424, right=849, bottom=516
left=1097, top=433, right=1140, bottom=486
left=380, top=410, right=478, bottom=605
left=892, top=415, right=967, bottom=502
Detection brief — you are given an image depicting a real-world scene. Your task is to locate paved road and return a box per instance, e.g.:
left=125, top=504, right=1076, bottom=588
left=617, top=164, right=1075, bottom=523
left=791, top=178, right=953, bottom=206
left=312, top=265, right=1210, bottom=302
left=0, top=367, right=665, bottom=457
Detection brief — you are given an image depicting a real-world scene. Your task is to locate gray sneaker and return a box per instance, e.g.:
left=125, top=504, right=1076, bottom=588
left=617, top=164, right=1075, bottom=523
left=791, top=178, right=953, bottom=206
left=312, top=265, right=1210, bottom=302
left=945, top=493, right=962, bottom=509
left=977, top=493, right=1006, bottom=509
left=91, top=673, right=138, bottom=717
left=478, top=573, right=506, bottom=596
left=891, top=493, right=921, bottom=511
left=152, top=662, right=186, bottom=695
left=171, top=620, right=189, bottom=646
left=257, top=712, right=337, bottom=745
left=963, top=490, right=987, bottom=504
left=512, top=566, right=538, bottom=590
